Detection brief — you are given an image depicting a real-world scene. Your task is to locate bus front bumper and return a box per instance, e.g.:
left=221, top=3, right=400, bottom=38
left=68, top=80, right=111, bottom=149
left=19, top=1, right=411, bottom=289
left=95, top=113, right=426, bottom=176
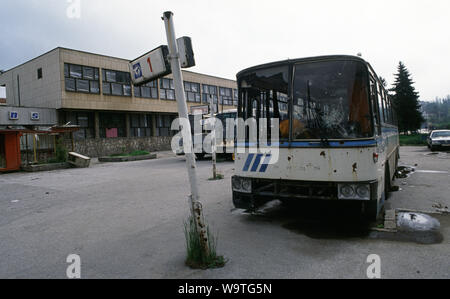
left=232, top=176, right=378, bottom=210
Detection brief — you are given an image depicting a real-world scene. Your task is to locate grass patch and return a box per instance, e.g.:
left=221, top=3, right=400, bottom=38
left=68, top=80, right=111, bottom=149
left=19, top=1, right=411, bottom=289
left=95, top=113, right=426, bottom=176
left=110, top=150, right=150, bottom=157
left=399, top=134, right=427, bottom=146
left=208, top=174, right=224, bottom=181
left=184, top=216, right=227, bottom=270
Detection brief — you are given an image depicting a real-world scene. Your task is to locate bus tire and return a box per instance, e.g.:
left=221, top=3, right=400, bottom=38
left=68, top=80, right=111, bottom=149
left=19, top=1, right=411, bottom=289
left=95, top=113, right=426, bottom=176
left=385, top=165, right=392, bottom=199
left=394, top=149, right=399, bottom=177
left=364, top=201, right=382, bottom=222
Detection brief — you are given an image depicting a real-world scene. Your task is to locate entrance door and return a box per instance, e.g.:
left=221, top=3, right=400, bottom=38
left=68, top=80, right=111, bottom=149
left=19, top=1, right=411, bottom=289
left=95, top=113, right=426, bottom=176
left=0, top=133, right=21, bottom=171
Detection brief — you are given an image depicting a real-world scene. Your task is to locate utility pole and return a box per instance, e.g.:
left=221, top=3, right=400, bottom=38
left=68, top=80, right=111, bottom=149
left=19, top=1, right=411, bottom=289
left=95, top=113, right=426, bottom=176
left=162, top=11, right=209, bottom=256
left=210, top=95, right=217, bottom=180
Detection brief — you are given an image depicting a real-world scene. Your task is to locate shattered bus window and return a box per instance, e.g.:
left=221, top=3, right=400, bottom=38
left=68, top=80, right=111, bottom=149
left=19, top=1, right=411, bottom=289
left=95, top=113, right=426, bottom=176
left=292, top=60, right=372, bottom=140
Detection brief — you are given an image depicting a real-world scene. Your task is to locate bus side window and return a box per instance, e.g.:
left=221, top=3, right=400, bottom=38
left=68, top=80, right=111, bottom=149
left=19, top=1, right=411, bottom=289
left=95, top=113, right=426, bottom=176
left=389, top=97, right=396, bottom=125
left=370, top=77, right=381, bottom=134
left=385, top=94, right=392, bottom=125
left=389, top=97, right=395, bottom=125
left=377, top=82, right=385, bottom=124
left=382, top=86, right=391, bottom=124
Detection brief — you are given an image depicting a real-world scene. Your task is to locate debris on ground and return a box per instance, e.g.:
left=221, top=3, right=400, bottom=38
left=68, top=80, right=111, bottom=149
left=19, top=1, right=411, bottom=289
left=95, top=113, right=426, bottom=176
left=396, top=166, right=415, bottom=179
left=432, top=203, right=449, bottom=214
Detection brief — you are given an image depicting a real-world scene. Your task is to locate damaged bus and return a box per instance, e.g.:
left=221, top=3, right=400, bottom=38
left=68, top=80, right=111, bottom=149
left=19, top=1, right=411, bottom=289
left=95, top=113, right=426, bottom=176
left=232, top=55, right=399, bottom=220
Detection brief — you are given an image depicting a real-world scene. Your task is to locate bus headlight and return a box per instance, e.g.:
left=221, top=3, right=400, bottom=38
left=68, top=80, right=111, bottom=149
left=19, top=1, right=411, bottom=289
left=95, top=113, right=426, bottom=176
left=356, top=185, right=370, bottom=199
left=339, top=185, right=355, bottom=198
left=338, top=184, right=371, bottom=200
left=242, top=178, right=252, bottom=193
left=232, top=176, right=252, bottom=194
left=232, top=176, right=242, bottom=191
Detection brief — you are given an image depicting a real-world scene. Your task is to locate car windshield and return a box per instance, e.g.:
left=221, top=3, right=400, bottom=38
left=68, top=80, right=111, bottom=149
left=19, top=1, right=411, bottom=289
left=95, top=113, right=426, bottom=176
left=432, top=131, right=450, bottom=138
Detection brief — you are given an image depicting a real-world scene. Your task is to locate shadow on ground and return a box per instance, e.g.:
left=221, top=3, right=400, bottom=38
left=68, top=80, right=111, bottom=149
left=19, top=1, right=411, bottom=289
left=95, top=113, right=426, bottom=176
left=237, top=200, right=373, bottom=240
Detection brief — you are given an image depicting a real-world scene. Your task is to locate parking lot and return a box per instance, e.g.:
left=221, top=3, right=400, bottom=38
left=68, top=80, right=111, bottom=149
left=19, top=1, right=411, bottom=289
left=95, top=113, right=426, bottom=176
left=0, top=146, right=448, bottom=279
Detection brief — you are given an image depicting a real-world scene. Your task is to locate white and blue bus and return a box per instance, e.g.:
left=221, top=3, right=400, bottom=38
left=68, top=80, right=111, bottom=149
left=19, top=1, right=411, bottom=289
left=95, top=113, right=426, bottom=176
left=232, top=55, right=399, bottom=220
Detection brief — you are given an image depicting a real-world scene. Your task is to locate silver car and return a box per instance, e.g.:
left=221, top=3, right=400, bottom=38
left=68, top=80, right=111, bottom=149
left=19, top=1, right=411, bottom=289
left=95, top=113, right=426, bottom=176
left=427, top=130, right=450, bottom=151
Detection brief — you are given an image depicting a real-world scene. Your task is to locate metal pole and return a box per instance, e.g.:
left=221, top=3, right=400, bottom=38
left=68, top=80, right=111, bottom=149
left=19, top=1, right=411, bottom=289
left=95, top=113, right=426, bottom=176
left=25, top=134, right=29, bottom=165
left=210, top=96, right=217, bottom=179
left=33, top=134, right=37, bottom=163
left=163, top=11, right=209, bottom=255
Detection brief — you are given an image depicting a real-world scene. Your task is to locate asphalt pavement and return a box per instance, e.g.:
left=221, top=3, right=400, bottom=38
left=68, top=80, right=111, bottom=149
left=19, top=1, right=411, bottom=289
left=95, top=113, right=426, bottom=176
left=0, top=147, right=448, bottom=279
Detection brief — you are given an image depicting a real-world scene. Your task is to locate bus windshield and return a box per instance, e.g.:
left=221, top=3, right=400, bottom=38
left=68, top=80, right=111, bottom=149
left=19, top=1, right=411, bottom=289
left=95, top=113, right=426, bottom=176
left=292, top=60, right=372, bottom=140
left=238, top=66, right=290, bottom=141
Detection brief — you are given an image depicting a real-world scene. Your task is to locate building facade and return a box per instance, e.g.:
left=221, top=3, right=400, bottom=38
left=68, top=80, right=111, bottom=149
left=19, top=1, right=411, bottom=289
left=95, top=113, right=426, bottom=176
left=0, top=47, right=238, bottom=157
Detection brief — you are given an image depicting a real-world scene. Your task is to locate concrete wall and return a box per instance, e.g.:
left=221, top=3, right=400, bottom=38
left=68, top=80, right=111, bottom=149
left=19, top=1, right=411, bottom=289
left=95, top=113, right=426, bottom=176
left=0, top=49, right=62, bottom=109
left=63, top=136, right=173, bottom=158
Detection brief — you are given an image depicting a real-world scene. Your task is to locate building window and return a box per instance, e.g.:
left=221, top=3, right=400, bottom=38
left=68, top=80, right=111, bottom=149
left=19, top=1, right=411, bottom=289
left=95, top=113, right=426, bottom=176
left=99, top=113, right=126, bottom=138
left=102, top=69, right=132, bottom=97
left=156, top=114, right=176, bottom=137
left=219, top=87, right=233, bottom=106
left=233, top=89, right=238, bottom=106
left=202, top=84, right=218, bottom=104
left=37, top=68, right=43, bottom=80
left=134, top=80, right=158, bottom=99
left=130, top=114, right=153, bottom=137
left=160, top=78, right=176, bottom=101
left=61, top=111, right=95, bottom=140
left=64, top=63, right=100, bottom=94
left=184, top=81, right=201, bottom=103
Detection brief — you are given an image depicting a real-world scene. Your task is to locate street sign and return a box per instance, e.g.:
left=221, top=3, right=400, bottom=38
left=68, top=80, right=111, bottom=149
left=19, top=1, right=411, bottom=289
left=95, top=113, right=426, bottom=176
left=30, top=112, right=40, bottom=121
left=190, top=105, right=209, bottom=115
left=177, top=37, right=195, bottom=68
left=129, top=45, right=171, bottom=86
left=130, top=38, right=195, bottom=86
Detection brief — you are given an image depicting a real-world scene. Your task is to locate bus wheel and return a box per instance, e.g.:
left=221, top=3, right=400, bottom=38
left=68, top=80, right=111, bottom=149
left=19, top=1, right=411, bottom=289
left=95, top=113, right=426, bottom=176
left=385, top=165, right=392, bottom=196
left=394, top=150, right=399, bottom=178
left=363, top=201, right=381, bottom=222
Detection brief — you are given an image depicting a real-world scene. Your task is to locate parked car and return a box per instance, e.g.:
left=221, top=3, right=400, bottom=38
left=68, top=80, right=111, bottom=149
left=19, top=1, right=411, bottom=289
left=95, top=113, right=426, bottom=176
left=427, top=130, right=450, bottom=151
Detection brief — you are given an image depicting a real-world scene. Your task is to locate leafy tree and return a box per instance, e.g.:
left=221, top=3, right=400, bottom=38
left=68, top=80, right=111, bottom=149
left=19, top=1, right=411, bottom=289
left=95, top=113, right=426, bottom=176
left=390, top=62, right=424, bottom=134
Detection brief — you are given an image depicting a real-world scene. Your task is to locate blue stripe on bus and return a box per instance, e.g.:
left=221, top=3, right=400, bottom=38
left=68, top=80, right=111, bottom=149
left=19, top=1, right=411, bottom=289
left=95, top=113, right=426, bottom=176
left=288, top=140, right=377, bottom=147
left=251, top=154, right=264, bottom=172
left=259, top=154, right=272, bottom=173
left=243, top=154, right=255, bottom=172
left=237, top=140, right=377, bottom=148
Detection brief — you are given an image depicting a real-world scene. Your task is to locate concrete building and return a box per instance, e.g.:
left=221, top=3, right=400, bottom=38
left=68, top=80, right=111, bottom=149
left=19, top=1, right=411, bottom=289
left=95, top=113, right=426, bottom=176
left=0, top=47, right=238, bottom=157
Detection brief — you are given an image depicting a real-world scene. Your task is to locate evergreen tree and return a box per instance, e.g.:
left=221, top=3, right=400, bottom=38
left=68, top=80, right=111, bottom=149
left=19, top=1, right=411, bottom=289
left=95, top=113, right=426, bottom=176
left=379, top=76, right=387, bottom=88
left=390, top=62, right=424, bottom=134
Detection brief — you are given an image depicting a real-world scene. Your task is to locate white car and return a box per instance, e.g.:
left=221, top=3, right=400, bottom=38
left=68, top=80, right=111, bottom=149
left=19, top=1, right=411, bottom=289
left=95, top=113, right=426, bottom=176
left=427, top=130, right=450, bottom=151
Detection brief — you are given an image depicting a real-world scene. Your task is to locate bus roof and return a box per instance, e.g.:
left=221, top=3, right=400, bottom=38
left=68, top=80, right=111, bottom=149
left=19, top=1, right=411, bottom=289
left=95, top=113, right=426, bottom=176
left=236, top=55, right=370, bottom=79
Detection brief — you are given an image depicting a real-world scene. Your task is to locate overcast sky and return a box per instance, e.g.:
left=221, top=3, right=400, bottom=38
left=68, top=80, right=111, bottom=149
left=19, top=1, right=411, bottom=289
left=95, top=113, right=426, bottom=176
left=1, top=0, right=449, bottom=101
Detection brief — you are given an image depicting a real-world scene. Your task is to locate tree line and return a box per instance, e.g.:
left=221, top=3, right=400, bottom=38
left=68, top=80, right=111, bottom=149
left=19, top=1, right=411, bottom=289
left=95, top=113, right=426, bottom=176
left=420, top=97, right=450, bottom=130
